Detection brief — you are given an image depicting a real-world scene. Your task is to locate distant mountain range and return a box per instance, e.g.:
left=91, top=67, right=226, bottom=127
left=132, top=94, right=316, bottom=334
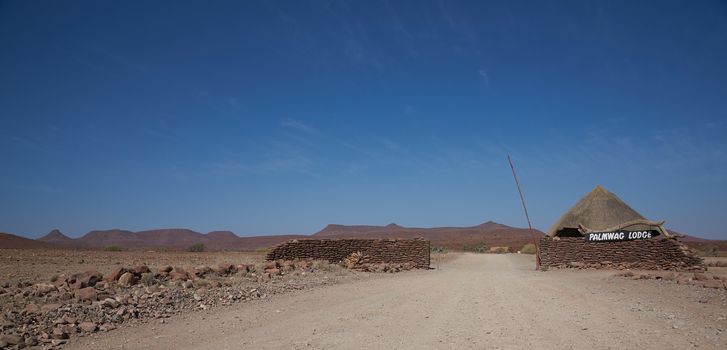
left=312, top=221, right=540, bottom=250
left=33, top=228, right=305, bottom=251
left=0, top=221, right=724, bottom=252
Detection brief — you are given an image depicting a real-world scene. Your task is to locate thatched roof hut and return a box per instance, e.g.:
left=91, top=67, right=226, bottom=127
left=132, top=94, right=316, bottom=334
left=547, top=185, right=670, bottom=238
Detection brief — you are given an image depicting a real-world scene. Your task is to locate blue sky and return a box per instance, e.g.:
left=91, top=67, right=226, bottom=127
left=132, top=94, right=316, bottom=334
left=1, top=1, right=726, bottom=239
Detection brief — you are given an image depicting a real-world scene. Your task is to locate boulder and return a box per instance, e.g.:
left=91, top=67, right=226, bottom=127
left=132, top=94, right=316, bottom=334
left=83, top=270, right=104, bottom=285
left=106, top=267, right=127, bottom=282
left=169, top=271, right=189, bottom=281
left=52, top=327, right=68, bottom=339
left=24, top=335, right=37, bottom=347
left=75, top=287, right=97, bottom=301
left=24, top=303, right=41, bottom=314
left=215, top=263, right=236, bottom=275
left=79, top=322, right=97, bottom=332
left=34, top=283, right=58, bottom=295
left=0, top=334, right=22, bottom=345
left=118, top=272, right=136, bottom=287
left=41, top=303, right=61, bottom=313
left=134, top=265, right=151, bottom=274
left=194, top=266, right=212, bottom=277
left=52, top=274, right=68, bottom=288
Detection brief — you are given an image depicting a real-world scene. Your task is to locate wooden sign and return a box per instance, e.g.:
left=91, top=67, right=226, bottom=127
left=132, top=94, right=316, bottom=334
left=585, top=230, right=656, bottom=242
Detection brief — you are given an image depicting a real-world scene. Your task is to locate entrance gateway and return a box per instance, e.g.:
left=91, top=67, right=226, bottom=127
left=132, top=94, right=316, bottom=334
left=537, top=185, right=703, bottom=270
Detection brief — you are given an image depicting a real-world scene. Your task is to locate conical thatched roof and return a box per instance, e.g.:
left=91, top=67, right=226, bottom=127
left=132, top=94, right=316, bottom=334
left=547, top=186, right=667, bottom=237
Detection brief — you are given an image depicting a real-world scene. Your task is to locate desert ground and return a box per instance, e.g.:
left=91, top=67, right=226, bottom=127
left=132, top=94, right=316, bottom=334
left=0, top=249, right=267, bottom=287
left=55, top=253, right=726, bottom=350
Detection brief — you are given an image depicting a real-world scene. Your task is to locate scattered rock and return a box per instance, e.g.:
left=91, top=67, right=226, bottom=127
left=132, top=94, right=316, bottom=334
left=52, top=327, right=69, bottom=339
left=118, top=272, right=136, bottom=287
left=41, top=303, right=61, bottom=313
left=0, top=334, right=22, bottom=345
left=79, top=321, right=98, bottom=332
left=106, top=267, right=127, bottom=282
left=24, top=303, right=41, bottom=314
left=75, top=287, right=98, bottom=301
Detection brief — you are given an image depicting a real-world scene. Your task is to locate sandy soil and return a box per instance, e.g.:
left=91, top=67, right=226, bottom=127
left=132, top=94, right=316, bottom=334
left=67, top=254, right=727, bottom=350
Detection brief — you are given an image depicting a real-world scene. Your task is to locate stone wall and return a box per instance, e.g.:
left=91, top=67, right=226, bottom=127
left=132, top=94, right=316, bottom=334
left=539, top=237, right=703, bottom=270
left=266, top=238, right=430, bottom=269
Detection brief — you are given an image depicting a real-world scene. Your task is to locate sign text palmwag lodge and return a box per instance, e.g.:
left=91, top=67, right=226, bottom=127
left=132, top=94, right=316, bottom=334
left=585, top=230, right=656, bottom=242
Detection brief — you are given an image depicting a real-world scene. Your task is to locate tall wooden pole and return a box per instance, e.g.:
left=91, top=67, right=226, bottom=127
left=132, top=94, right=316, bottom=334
left=507, top=155, right=541, bottom=269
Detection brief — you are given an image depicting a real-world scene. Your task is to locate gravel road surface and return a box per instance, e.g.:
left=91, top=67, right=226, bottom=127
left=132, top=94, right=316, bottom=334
left=70, top=254, right=727, bottom=349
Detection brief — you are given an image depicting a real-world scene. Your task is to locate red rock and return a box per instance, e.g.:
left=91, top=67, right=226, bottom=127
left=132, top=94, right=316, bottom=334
left=83, top=270, right=103, bottom=285
left=34, top=283, right=58, bottom=294
left=263, top=261, right=276, bottom=270
left=52, top=327, right=68, bottom=339
left=169, top=271, right=189, bottom=281
left=79, top=322, right=97, bottom=332
left=218, top=263, right=236, bottom=274
left=117, top=272, right=136, bottom=287
left=41, top=304, right=61, bottom=313
left=194, top=266, right=212, bottom=277
left=693, top=273, right=709, bottom=281
left=106, top=267, right=127, bottom=282
left=0, top=334, right=22, bottom=345
left=52, top=274, right=68, bottom=288
left=75, top=287, right=97, bottom=301
left=24, top=303, right=41, bottom=314
left=134, top=265, right=151, bottom=274
left=265, top=268, right=281, bottom=276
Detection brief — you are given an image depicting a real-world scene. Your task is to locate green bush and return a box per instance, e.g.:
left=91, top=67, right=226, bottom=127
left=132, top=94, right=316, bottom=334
left=520, top=244, right=537, bottom=254
left=463, top=244, right=488, bottom=253
left=696, top=244, right=719, bottom=257
left=103, top=245, right=122, bottom=252
left=187, top=243, right=205, bottom=252
left=489, top=246, right=509, bottom=254
left=431, top=246, right=448, bottom=253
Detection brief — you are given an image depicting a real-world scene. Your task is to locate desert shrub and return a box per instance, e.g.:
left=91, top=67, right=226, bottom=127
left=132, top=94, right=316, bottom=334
left=489, top=246, right=509, bottom=254
left=140, top=273, right=155, bottom=286
left=104, top=245, right=122, bottom=252
left=194, top=279, right=210, bottom=287
left=463, top=244, right=488, bottom=253
left=696, top=244, right=720, bottom=257
left=312, top=260, right=343, bottom=273
left=187, top=243, right=205, bottom=252
left=431, top=246, right=448, bottom=253
left=49, top=274, right=59, bottom=283
left=520, top=244, right=537, bottom=254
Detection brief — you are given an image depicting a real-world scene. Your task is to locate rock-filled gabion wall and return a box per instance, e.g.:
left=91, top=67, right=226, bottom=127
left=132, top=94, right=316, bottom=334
left=266, top=238, right=430, bottom=269
left=539, top=237, right=703, bottom=270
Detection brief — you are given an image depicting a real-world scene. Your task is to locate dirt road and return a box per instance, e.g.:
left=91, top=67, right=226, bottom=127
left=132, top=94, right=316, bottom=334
left=70, top=254, right=727, bottom=349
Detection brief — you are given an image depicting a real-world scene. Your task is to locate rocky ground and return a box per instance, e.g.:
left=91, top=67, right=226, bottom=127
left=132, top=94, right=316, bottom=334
left=67, top=254, right=727, bottom=350
left=0, top=249, right=418, bottom=349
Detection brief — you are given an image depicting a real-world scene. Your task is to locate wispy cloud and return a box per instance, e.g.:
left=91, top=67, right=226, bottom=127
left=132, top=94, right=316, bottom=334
left=281, top=119, right=316, bottom=134
left=212, top=155, right=315, bottom=176
left=477, top=69, right=490, bottom=87
left=380, top=139, right=404, bottom=153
